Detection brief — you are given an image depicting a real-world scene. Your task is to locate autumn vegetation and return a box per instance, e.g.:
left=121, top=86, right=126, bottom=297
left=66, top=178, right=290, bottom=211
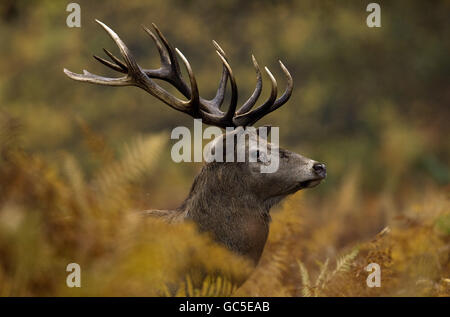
left=0, top=0, right=448, bottom=296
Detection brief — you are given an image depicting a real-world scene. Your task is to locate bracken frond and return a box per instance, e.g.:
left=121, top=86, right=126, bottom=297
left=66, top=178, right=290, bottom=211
left=92, top=133, right=167, bottom=206
left=175, top=275, right=238, bottom=297
left=332, top=248, right=359, bottom=276
left=315, top=258, right=330, bottom=291
left=297, top=260, right=312, bottom=297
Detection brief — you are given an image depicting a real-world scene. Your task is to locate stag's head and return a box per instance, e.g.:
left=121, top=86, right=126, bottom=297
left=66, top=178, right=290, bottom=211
left=201, top=126, right=326, bottom=205
left=64, top=20, right=326, bottom=203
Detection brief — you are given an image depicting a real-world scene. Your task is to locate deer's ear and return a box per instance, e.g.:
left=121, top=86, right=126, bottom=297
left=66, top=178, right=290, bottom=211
left=257, top=125, right=272, bottom=139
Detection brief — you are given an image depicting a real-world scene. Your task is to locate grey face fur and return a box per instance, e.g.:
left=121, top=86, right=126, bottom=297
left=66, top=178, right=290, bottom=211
left=180, top=127, right=326, bottom=264
left=204, top=126, right=326, bottom=200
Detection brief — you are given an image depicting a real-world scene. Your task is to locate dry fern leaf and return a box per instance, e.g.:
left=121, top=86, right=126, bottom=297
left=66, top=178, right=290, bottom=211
left=93, top=133, right=167, bottom=201
left=177, top=275, right=237, bottom=297
left=297, top=260, right=312, bottom=297
left=332, top=248, right=359, bottom=275
left=315, top=258, right=330, bottom=291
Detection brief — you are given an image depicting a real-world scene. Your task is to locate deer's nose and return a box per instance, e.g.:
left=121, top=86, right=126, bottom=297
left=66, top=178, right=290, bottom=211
left=313, top=163, right=327, bottom=178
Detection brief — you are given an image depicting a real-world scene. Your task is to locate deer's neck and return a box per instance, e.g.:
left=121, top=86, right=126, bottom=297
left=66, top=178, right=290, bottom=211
left=177, top=163, right=282, bottom=264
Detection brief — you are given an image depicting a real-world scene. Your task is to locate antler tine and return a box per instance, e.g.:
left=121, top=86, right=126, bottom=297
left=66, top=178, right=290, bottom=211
left=63, top=68, right=131, bottom=86
left=93, top=54, right=127, bottom=73
left=270, top=61, right=293, bottom=112
left=103, top=48, right=128, bottom=71
left=216, top=50, right=237, bottom=122
left=141, top=24, right=191, bottom=98
left=95, top=20, right=140, bottom=74
left=235, top=55, right=263, bottom=116
left=151, top=23, right=182, bottom=76
left=212, top=40, right=228, bottom=59
left=201, top=40, right=229, bottom=113
left=141, top=24, right=225, bottom=116
left=175, top=48, right=200, bottom=114
left=198, top=50, right=237, bottom=127
left=233, top=61, right=293, bottom=126
left=206, top=54, right=228, bottom=111
left=140, top=23, right=192, bottom=101
left=142, top=25, right=169, bottom=67
left=233, top=66, right=278, bottom=127
left=93, top=47, right=129, bottom=74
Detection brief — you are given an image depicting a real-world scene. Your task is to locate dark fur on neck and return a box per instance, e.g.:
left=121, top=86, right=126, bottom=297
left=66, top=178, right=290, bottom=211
left=175, top=162, right=286, bottom=264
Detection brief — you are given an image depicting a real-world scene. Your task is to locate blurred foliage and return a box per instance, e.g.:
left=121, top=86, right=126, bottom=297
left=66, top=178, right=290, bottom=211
left=237, top=181, right=449, bottom=296
left=0, top=116, right=253, bottom=296
left=0, top=0, right=449, bottom=296
left=1, top=112, right=448, bottom=296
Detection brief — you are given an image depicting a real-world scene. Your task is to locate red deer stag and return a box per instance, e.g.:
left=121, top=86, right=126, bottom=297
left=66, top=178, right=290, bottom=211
left=64, top=20, right=327, bottom=265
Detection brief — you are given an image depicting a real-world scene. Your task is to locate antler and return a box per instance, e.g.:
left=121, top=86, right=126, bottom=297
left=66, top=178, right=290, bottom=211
left=64, top=20, right=293, bottom=128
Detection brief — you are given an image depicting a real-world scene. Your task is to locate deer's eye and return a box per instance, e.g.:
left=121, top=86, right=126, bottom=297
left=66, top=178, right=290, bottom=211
left=257, top=150, right=268, bottom=163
